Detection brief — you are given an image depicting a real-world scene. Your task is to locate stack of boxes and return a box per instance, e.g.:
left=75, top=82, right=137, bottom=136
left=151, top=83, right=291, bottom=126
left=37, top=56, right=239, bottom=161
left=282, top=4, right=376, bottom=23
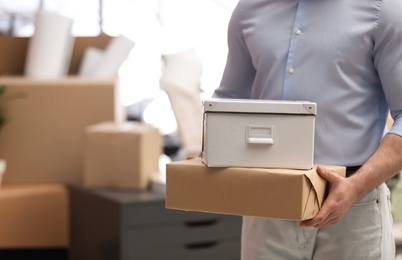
left=0, top=35, right=116, bottom=250
left=166, top=98, right=345, bottom=221
left=0, top=35, right=162, bottom=252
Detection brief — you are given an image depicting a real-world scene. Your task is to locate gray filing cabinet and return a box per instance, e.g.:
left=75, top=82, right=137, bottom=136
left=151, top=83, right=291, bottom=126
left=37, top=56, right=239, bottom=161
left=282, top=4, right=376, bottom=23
left=69, top=185, right=241, bottom=260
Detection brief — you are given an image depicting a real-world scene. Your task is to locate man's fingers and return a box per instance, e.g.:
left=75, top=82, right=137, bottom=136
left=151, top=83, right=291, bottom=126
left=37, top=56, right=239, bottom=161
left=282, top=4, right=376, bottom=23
left=300, top=166, right=349, bottom=228
left=300, top=203, right=331, bottom=228
left=317, top=166, right=339, bottom=183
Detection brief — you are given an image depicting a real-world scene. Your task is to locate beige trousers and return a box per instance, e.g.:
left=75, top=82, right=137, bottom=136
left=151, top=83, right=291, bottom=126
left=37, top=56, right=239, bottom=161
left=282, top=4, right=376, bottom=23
left=242, top=183, right=395, bottom=260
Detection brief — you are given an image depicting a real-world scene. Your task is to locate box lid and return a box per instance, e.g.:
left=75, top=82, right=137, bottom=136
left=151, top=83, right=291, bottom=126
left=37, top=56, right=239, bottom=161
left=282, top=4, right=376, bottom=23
left=203, top=98, right=317, bottom=115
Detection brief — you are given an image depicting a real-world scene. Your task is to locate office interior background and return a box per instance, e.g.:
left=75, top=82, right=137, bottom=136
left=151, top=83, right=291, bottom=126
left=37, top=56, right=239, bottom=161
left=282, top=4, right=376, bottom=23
left=0, top=0, right=401, bottom=259
left=1, top=0, right=238, bottom=135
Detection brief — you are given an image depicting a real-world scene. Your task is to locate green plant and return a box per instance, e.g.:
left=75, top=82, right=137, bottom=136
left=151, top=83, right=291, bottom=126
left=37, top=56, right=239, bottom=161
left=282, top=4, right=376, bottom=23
left=0, top=84, right=6, bottom=130
left=0, top=84, right=26, bottom=131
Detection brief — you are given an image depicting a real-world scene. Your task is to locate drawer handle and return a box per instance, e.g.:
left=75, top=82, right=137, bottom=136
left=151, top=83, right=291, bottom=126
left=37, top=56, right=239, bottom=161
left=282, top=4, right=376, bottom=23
left=184, top=219, right=218, bottom=227
left=185, top=241, right=218, bottom=250
left=246, top=125, right=274, bottom=144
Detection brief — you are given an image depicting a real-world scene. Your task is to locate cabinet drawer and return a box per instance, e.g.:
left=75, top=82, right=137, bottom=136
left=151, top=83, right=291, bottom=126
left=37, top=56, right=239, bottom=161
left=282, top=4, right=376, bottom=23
left=125, top=218, right=241, bottom=247
left=125, top=239, right=240, bottom=260
left=124, top=203, right=241, bottom=226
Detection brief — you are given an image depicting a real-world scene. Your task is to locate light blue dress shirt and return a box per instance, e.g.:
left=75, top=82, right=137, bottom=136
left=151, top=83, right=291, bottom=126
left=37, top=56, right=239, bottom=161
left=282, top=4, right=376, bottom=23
left=213, top=0, right=402, bottom=166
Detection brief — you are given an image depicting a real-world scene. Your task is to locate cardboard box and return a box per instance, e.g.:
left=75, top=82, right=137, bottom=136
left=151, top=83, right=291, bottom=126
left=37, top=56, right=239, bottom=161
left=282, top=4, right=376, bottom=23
left=0, top=184, right=69, bottom=248
left=202, top=98, right=317, bottom=169
left=0, top=77, right=123, bottom=184
left=83, top=121, right=162, bottom=190
left=0, top=35, right=125, bottom=184
left=166, top=159, right=345, bottom=221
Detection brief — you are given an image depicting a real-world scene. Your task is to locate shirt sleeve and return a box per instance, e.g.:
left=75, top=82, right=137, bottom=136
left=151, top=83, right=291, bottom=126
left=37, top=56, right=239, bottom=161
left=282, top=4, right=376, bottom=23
left=373, top=0, right=402, bottom=137
left=213, top=1, right=256, bottom=99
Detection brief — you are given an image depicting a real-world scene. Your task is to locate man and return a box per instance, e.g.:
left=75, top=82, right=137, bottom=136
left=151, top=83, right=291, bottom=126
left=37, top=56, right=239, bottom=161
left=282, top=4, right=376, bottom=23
left=212, top=0, right=402, bottom=259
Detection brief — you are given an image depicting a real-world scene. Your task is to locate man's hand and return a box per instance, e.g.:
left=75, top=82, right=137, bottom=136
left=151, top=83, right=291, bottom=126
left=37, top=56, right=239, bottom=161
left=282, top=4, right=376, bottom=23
left=299, top=166, right=359, bottom=228
left=299, top=134, right=402, bottom=228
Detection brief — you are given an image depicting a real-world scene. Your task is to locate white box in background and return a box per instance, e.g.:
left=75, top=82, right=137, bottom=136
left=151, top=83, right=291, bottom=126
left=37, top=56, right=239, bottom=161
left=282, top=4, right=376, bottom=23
left=201, top=98, right=317, bottom=170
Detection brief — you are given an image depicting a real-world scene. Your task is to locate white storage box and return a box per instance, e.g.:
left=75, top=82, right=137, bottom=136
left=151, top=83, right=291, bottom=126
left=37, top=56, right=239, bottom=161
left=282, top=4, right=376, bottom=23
left=201, top=98, right=317, bottom=169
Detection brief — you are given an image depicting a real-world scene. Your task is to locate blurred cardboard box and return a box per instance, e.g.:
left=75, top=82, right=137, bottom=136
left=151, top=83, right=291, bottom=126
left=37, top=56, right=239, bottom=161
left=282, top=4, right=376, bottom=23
left=0, top=35, right=125, bottom=184
left=202, top=98, right=317, bottom=170
left=83, top=121, right=162, bottom=190
left=0, top=184, right=69, bottom=248
left=0, top=35, right=112, bottom=76
left=0, top=76, right=123, bottom=184
left=166, top=158, right=345, bottom=221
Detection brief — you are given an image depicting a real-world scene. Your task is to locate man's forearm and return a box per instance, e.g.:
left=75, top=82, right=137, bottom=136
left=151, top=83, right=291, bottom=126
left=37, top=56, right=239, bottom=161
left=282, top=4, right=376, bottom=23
left=349, top=133, right=402, bottom=201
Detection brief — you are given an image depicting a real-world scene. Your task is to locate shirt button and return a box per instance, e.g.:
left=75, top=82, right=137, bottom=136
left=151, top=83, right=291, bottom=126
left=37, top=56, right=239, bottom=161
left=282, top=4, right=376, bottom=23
left=289, top=67, right=295, bottom=74
left=295, top=29, right=302, bottom=35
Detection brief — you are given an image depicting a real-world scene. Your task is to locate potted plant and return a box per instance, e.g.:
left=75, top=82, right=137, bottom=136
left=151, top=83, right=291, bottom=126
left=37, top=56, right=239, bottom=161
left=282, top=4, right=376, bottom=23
left=0, top=84, right=6, bottom=128
left=0, top=84, right=25, bottom=126
left=0, top=84, right=26, bottom=186
left=0, top=84, right=7, bottom=186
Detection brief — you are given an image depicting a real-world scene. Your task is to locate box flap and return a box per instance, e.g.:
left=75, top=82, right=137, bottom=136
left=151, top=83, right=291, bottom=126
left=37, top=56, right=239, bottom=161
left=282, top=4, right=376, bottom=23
left=0, top=36, right=112, bottom=76
left=86, top=121, right=157, bottom=134
left=301, top=183, right=320, bottom=220
left=203, top=98, right=317, bottom=115
left=304, top=165, right=346, bottom=209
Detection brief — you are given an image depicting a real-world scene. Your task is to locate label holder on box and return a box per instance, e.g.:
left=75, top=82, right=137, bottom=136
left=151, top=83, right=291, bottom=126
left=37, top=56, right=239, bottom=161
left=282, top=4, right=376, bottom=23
left=246, top=125, right=274, bottom=145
